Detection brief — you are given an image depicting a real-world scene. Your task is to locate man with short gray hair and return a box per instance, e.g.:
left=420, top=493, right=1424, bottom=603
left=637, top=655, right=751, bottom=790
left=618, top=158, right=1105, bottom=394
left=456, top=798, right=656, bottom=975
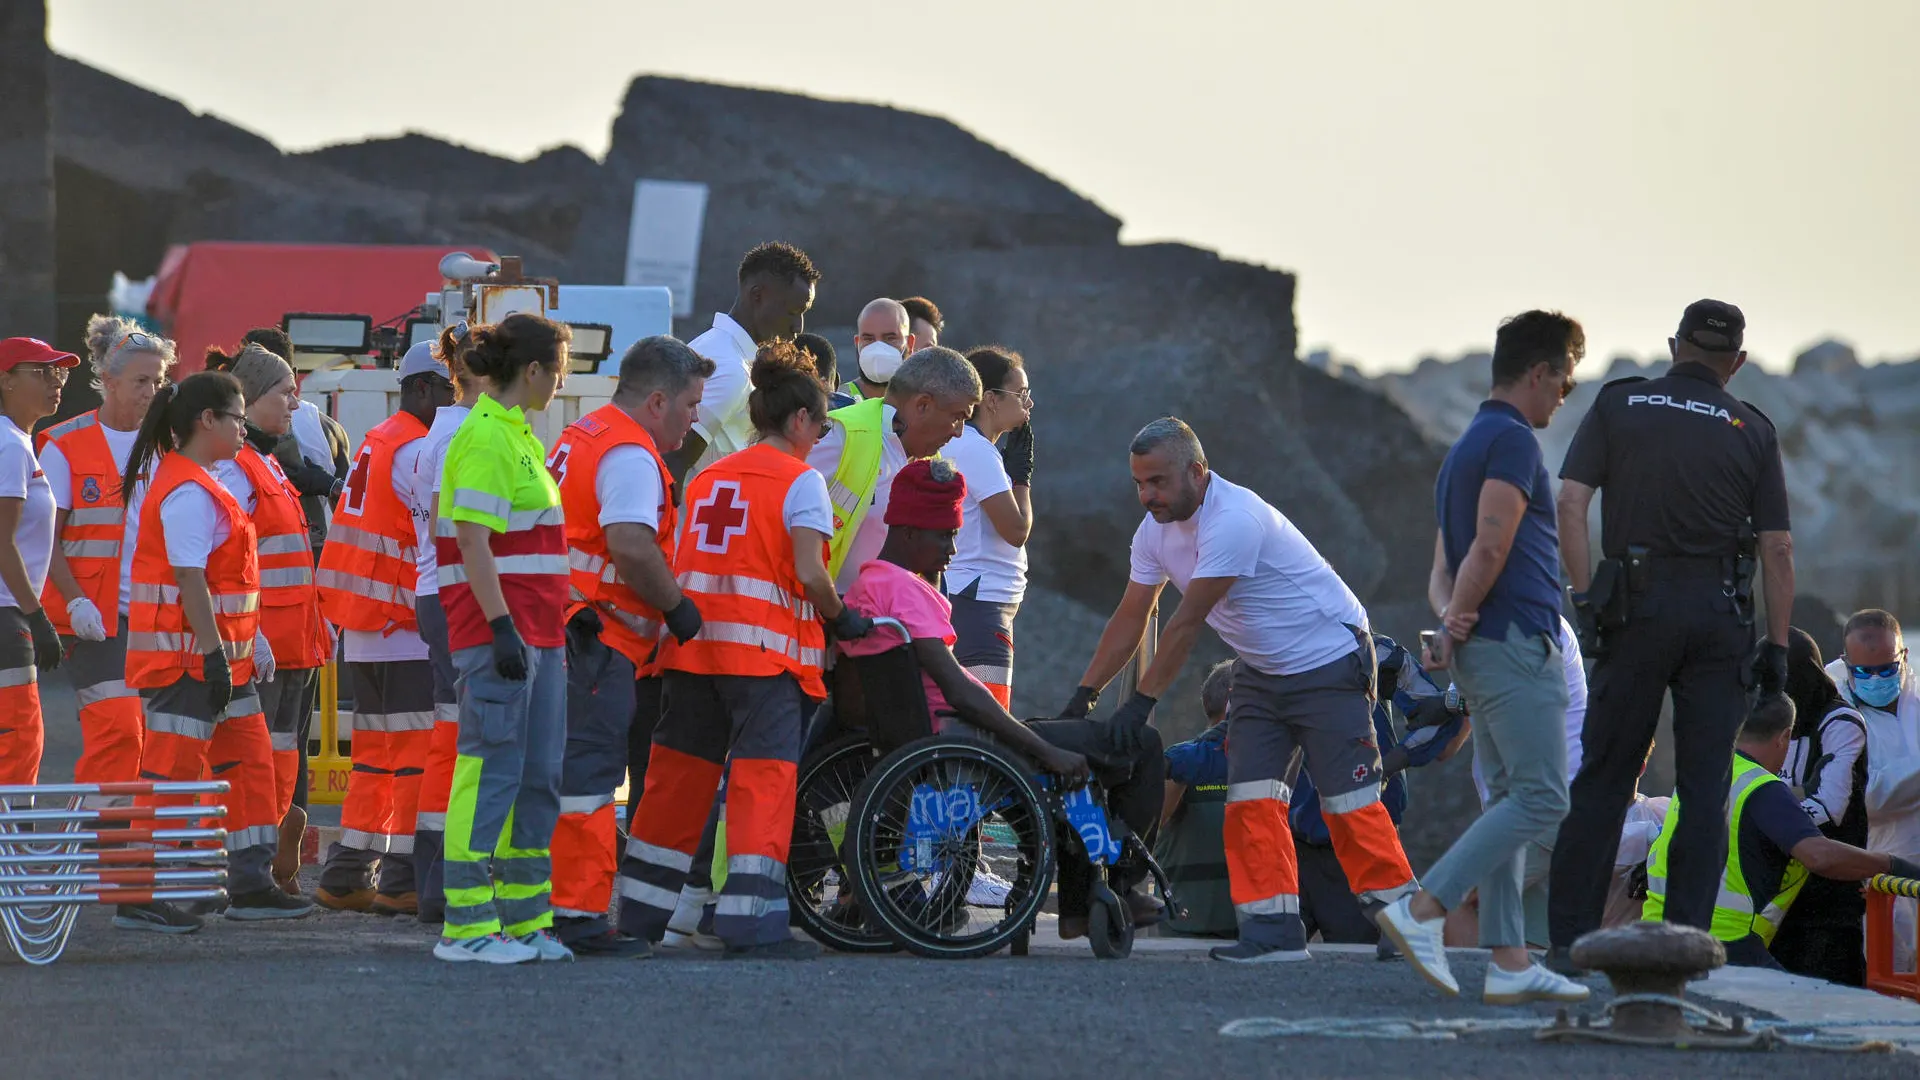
left=1066, top=416, right=1418, bottom=963
left=809, top=346, right=981, bottom=591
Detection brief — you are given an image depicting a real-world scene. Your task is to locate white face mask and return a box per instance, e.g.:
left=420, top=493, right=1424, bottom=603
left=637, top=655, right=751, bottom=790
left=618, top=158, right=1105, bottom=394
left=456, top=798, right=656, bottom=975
left=858, top=341, right=903, bottom=383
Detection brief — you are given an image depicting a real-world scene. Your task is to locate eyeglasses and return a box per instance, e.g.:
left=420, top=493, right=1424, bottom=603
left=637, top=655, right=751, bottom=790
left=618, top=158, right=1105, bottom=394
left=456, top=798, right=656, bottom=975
left=10, top=364, right=69, bottom=385
left=212, top=410, right=246, bottom=426
left=989, top=387, right=1034, bottom=406
left=817, top=416, right=836, bottom=436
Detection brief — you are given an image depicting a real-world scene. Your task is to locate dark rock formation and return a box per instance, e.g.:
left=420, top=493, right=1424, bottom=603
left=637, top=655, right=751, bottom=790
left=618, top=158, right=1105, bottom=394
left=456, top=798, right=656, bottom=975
left=1, top=0, right=57, bottom=339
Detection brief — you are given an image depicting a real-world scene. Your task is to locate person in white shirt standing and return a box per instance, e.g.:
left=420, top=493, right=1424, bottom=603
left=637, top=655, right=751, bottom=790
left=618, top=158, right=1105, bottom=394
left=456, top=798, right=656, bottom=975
left=1066, top=417, right=1418, bottom=963
left=1826, top=609, right=1920, bottom=970
left=36, top=318, right=170, bottom=791
left=944, top=345, right=1033, bottom=709
left=678, top=242, right=820, bottom=482
left=0, top=337, right=77, bottom=784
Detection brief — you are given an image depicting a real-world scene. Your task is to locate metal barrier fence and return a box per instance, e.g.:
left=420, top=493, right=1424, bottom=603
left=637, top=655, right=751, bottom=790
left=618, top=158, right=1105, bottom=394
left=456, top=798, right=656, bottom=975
left=1865, top=873, right=1920, bottom=1002
left=0, top=781, right=230, bottom=965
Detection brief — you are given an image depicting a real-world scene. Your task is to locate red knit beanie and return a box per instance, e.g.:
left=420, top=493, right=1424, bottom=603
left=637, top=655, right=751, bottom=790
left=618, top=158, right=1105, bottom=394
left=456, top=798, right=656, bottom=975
left=885, top=459, right=966, bottom=531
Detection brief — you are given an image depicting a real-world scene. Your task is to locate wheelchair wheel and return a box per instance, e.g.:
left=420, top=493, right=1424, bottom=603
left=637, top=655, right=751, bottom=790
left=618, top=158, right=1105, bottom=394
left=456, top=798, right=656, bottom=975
left=787, top=734, right=898, bottom=954
left=847, top=735, right=1054, bottom=959
left=1086, top=882, right=1133, bottom=960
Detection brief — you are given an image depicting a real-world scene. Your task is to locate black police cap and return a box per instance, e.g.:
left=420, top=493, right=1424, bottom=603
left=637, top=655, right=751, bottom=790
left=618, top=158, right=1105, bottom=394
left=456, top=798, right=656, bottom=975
left=1677, top=299, right=1745, bottom=353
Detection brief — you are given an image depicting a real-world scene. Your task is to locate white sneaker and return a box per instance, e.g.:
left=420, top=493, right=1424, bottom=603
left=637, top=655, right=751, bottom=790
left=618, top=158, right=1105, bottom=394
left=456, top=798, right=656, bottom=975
left=434, top=933, right=539, bottom=965
left=966, top=868, right=1013, bottom=906
left=516, top=929, right=576, bottom=962
left=1483, top=962, right=1591, bottom=1006
left=1373, top=897, right=1459, bottom=997
left=661, top=929, right=726, bottom=951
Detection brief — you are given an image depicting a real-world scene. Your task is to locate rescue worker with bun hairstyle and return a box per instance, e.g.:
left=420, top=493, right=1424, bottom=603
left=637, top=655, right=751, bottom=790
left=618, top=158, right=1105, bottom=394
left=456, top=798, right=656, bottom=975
left=121, top=370, right=315, bottom=933
left=618, top=340, right=873, bottom=960
left=36, top=319, right=173, bottom=792
left=433, top=314, right=574, bottom=965
left=205, top=344, right=333, bottom=896
left=546, top=335, right=714, bottom=958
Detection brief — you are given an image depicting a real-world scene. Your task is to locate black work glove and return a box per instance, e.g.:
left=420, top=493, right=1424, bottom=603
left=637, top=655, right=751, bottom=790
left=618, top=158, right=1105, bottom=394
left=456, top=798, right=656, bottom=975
left=1889, top=855, right=1920, bottom=882
left=664, top=596, right=703, bottom=645
left=1101, top=691, right=1157, bottom=760
left=1060, top=685, right=1100, bottom=720
left=1571, top=593, right=1603, bottom=655
left=830, top=606, right=874, bottom=641
left=489, top=615, right=528, bottom=681
left=1001, top=422, right=1034, bottom=488
left=26, top=606, right=61, bottom=671
left=203, top=649, right=232, bottom=716
left=1753, top=641, right=1788, bottom=697
left=1403, top=693, right=1456, bottom=730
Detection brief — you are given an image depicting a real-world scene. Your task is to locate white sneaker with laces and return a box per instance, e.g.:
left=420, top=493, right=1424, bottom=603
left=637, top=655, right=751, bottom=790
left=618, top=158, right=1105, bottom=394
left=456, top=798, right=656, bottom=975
left=516, top=929, right=576, bottom=962
left=966, top=868, right=1013, bottom=907
left=1373, top=897, right=1459, bottom=997
left=661, top=929, right=726, bottom=951
left=434, top=933, right=539, bottom=965
left=1483, top=962, right=1591, bottom=1005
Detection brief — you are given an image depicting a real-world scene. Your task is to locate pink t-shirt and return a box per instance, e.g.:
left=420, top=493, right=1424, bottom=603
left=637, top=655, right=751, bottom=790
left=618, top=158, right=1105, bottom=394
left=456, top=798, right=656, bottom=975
left=841, top=559, right=984, bottom=730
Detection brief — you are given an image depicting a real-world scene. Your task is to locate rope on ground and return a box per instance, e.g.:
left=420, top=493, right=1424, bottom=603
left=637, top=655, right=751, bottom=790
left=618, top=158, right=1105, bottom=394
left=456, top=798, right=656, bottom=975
left=1219, top=1016, right=1553, bottom=1041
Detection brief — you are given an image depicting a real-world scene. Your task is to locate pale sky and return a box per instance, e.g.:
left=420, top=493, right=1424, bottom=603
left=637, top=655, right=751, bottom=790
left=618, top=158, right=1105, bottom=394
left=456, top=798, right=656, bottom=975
left=47, top=0, right=1920, bottom=372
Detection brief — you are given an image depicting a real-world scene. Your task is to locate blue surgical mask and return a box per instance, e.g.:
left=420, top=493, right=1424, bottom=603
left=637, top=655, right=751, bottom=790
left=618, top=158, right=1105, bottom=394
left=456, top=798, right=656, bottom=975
left=1854, top=669, right=1904, bottom=709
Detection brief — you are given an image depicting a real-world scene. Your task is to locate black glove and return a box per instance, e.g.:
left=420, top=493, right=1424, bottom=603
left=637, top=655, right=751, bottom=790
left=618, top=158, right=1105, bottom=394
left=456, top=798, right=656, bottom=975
left=664, top=596, right=703, bottom=645
left=1060, top=685, right=1100, bottom=720
left=830, top=606, right=874, bottom=641
left=203, top=648, right=232, bottom=716
left=1403, top=693, right=1456, bottom=730
left=1571, top=593, right=1603, bottom=656
left=1102, top=692, right=1157, bottom=760
left=1753, top=641, right=1788, bottom=697
left=1888, top=855, right=1920, bottom=881
left=490, top=615, right=528, bottom=681
left=1001, top=422, right=1034, bottom=488
left=26, top=606, right=61, bottom=671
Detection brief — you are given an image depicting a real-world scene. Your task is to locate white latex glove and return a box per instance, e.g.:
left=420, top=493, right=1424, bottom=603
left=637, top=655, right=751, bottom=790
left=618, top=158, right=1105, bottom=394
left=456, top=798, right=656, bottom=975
left=253, top=628, right=277, bottom=684
left=66, top=597, right=108, bottom=642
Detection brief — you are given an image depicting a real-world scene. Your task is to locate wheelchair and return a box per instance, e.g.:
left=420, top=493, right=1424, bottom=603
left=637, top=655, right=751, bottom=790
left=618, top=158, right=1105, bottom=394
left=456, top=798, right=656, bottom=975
left=786, top=618, right=1178, bottom=959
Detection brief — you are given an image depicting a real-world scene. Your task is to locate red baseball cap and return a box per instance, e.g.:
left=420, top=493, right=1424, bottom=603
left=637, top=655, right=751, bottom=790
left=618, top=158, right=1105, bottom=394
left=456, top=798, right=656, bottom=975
left=0, top=337, right=80, bottom=371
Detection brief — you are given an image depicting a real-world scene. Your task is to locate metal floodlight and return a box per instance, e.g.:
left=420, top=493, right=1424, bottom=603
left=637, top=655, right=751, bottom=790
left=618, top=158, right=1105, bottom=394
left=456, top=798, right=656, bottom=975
left=566, top=322, right=613, bottom=373
left=283, top=313, right=372, bottom=354
left=405, top=318, right=442, bottom=351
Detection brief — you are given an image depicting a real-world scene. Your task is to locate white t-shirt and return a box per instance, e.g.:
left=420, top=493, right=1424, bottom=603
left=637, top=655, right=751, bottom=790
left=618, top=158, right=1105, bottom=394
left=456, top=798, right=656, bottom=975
left=41, top=421, right=138, bottom=511
left=687, top=313, right=757, bottom=458
left=346, top=437, right=428, bottom=663
left=0, top=417, right=55, bottom=608
left=1473, top=617, right=1587, bottom=804
left=1127, top=472, right=1366, bottom=676
left=411, top=406, right=470, bottom=599
left=212, top=459, right=255, bottom=514
left=1784, top=704, right=1868, bottom=830
left=119, top=477, right=147, bottom=615
left=597, top=444, right=664, bottom=530
left=158, top=483, right=232, bottom=569
left=806, top=404, right=908, bottom=592
left=943, top=425, right=1026, bottom=605
left=783, top=469, right=833, bottom=535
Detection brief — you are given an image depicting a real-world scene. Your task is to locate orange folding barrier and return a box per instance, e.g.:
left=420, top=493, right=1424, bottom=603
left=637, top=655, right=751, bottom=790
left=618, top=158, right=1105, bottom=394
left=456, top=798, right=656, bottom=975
left=1864, top=873, right=1920, bottom=1002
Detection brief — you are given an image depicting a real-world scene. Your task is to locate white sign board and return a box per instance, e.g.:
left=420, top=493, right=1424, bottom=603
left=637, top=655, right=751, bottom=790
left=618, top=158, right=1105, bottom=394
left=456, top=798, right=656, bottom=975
left=624, top=179, right=709, bottom=318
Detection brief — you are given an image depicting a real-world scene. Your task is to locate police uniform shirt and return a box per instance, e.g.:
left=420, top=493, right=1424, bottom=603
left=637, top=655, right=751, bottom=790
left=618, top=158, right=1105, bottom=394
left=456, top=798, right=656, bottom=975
left=1559, top=361, right=1789, bottom=558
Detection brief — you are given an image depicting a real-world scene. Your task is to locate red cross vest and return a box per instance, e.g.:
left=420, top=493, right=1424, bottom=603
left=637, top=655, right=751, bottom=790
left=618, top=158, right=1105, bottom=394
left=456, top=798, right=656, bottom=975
left=548, top=404, right=678, bottom=672
left=660, top=444, right=827, bottom=698
left=34, top=411, right=126, bottom=635
left=234, top=445, right=329, bottom=670
left=316, top=411, right=426, bottom=634
left=126, top=453, right=260, bottom=688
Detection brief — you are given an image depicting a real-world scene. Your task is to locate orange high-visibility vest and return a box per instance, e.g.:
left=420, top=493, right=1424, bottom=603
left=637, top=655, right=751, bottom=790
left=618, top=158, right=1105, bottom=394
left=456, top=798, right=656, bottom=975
left=234, top=445, right=329, bottom=670
left=316, top=411, right=426, bottom=633
left=126, top=453, right=260, bottom=688
left=660, top=443, right=827, bottom=698
left=548, top=404, right=677, bottom=671
left=34, top=411, right=126, bottom=636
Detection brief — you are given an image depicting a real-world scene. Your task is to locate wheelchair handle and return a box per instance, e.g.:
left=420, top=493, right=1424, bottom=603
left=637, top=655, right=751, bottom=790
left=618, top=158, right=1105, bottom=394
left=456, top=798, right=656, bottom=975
left=865, top=616, right=911, bottom=646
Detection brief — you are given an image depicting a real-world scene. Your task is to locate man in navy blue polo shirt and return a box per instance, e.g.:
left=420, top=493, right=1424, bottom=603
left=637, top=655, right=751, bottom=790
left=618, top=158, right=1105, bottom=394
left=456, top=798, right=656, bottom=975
left=1375, top=310, right=1589, bottom=1006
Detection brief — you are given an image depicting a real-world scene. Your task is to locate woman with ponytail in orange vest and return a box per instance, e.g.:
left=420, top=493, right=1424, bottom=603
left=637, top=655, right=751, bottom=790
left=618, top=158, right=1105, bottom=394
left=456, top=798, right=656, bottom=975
left=618, top=341, right=873, bottom=959
left=120, top=371, right=314, bottom=933
left=207, top=345, right=334, bottom=895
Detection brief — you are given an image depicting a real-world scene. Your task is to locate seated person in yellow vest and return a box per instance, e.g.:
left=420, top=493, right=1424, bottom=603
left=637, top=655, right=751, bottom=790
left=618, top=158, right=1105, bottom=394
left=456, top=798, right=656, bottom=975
left=1156, top=661, right=1237, bottom=938
left=1643, top=693, right=1920, bottom=969
left=839, top=459, right=1170, bottom=935
left=679, top=241, right=820, bottom=483
left=832, top=297, right=917, bottom=410
left=810, top=345, right=982, bottom=592
left=546, top=336, right=714, bottom=958
left=312, top=343, right=453, bottom=914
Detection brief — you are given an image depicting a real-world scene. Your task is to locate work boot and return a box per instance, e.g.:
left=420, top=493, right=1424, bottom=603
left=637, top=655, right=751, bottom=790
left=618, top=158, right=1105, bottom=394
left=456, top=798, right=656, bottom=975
left=371, top=892, right=418, bottom=917
left=226, top=888, right=317, bottom=921
left=274, top=805, right=308, bottom=896
left=313, top=886, right=375, bottom=913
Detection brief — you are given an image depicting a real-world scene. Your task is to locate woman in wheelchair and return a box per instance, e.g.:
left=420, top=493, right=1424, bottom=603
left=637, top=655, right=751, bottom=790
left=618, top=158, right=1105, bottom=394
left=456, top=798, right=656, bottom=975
left=839, top=459, right=1168, bottom=937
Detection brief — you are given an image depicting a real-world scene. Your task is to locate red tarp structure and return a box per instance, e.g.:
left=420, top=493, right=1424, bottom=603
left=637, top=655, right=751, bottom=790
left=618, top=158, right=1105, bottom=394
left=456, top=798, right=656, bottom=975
left=148, top=242, right=497, bottom=371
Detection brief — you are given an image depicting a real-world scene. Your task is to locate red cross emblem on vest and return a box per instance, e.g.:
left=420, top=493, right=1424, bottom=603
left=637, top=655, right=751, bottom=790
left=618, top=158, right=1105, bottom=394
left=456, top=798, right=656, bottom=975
left=691, top=481, right=750, bottom=554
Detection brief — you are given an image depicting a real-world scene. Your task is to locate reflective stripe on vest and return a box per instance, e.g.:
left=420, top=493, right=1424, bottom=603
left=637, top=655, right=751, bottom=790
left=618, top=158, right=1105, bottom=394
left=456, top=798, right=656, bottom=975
left=660, top=444, right=828, bottom=697
left=125, top=453, right=260, bottom=688
left=235, top=447, right=328, bottom=669
left=824, top=397, right=886, bottom=580
left=316, top=411, right=426, bottom=633
left=1642, top=755, right=1811, bottom=945
left=36, top=410, right=126, bottom=636
left=548, top=404, right=678, bottom=671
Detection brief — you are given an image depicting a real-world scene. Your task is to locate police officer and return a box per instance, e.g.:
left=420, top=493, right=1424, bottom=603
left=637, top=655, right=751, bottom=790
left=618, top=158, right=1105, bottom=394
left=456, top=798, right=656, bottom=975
left=1544, top=299, right=1795, bottom=972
